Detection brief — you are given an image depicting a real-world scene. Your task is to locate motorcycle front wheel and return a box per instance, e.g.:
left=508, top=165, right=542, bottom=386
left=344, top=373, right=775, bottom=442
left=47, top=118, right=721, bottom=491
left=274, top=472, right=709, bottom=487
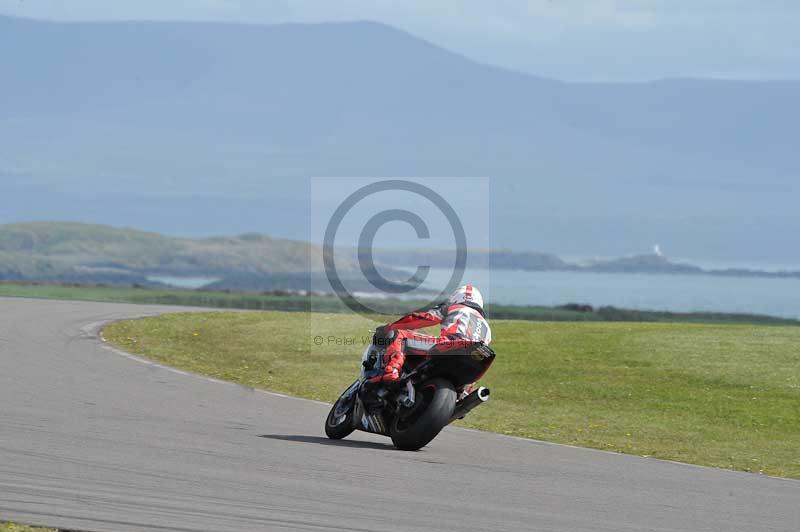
left=390, top=378, right=456, bottom=451
left=325, top=381, right=358, bottom=439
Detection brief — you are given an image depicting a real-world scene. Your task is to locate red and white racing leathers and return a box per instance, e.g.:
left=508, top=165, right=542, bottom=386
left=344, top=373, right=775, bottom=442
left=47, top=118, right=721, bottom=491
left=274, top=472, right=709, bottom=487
left=370, top=302, right=492, bottom=383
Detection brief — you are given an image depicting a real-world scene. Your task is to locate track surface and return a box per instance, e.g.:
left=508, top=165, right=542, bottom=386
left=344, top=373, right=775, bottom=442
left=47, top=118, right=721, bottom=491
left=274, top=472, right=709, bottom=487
left=0, top=298, right=798, bottom=532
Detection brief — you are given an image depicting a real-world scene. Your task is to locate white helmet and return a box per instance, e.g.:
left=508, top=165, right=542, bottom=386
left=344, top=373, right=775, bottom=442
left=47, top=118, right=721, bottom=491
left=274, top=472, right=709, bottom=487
left=448, top=284, right=484, bottom=310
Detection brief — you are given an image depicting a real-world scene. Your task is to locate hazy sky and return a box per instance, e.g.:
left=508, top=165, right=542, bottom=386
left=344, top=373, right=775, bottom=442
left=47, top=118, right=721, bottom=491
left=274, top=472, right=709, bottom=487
left=2, top=1, right=799, bottom=81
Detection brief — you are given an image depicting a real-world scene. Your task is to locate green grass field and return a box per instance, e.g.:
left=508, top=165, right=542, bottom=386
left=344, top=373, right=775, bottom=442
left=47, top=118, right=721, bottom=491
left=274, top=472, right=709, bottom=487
left=0, top=523, right=55, bottom=532
left=104, top=311, right=800, bottom=478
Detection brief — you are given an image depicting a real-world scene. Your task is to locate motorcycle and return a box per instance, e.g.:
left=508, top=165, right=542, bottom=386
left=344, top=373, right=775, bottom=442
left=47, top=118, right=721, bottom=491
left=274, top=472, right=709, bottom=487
left=324, top=331, right=496, bottom=450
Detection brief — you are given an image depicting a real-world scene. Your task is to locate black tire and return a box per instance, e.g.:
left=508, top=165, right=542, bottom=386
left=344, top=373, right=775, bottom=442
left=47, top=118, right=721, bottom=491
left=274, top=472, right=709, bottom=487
left=390, top=378, right=456, bottom=451
left=325, top=383, right=358, bottom=440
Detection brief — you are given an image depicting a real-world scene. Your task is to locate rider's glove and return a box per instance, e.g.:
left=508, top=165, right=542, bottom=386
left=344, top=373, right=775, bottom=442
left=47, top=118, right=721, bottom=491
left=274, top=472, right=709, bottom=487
left=368, top=366, right=401, bottom=384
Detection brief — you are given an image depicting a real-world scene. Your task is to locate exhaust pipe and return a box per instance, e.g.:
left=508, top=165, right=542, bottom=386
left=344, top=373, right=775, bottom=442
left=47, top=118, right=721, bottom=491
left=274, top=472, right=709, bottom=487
left=450, top=387, right=490, bottom=422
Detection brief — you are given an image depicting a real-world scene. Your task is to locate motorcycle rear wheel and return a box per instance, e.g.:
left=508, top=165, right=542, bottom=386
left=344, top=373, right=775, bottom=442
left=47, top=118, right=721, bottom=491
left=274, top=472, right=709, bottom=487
left=390, top=378, right=456, bottom=451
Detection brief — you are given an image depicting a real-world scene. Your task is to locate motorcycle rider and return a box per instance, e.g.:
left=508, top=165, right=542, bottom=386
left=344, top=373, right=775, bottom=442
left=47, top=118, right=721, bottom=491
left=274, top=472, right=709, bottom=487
left=369, top=284, right=492, bottom=384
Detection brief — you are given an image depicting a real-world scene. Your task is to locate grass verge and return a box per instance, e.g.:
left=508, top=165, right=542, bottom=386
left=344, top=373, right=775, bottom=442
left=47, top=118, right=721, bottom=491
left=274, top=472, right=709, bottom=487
left=0, top=523, right=56, bottom=532
left=104, top=311, right=800, bottom=478
left=2, top=281, right=798, bottom=325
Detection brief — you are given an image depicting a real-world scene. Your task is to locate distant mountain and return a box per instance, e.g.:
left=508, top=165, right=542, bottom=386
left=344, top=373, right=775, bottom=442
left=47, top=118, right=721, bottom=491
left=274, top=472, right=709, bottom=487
left=0, top=222, right=425, bottom=290
left=376, top=248, right=800, bottom=278
left=0, top=222, right=342, bottom=285
left=1, top=16, right=798, bottom=263
left=1, top=223, right=796, bottom=289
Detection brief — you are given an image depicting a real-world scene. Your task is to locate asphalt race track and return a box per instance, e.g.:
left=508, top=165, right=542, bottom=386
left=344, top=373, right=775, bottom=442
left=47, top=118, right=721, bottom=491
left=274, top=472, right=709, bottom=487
left=1, top=297, right=798, bottom=532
